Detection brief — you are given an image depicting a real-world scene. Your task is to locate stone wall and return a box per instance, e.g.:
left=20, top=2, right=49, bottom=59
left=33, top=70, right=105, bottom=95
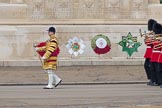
left=0, top=25, right=146, bottom=60
left=0, top=0, right=161, bottom=66
left=0, top=0, right=161, bottom=23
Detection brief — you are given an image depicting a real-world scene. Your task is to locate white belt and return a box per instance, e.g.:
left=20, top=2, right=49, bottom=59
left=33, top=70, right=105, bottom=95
left=160, top=51, right=162, bottom=53
left=146, top=46, right=151, bottom=48
left=153, top=50, right=160, bottom=53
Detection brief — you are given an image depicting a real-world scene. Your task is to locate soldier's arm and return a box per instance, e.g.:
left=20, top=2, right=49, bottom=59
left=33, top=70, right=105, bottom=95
left=43, top=38, right=57, bottom=59
left=37, top=46, right=46, bottom=52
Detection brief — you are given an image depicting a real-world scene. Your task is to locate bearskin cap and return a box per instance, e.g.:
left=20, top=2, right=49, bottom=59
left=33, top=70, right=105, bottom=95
left=153, top=23, right=162, bottom=34
left=47, top=27, right=56, bottom=33
left=148, top=19, right=157, bottom=31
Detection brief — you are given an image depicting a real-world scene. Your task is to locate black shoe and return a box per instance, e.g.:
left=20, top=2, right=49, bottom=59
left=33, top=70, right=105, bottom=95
left=151, top=82, right=159, bottom=86
left=147, top=80, right=152, bottom=86
left=160, top=85, right=162, bottom=88
left=55, top=80, right=62, bottom=88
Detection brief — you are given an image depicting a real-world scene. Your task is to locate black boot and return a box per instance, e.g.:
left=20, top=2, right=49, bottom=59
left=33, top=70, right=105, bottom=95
left=160, top=85, right=162, bottom=88
left=147, top=80, right=152, bottom=86
left=151, top=82, right=159, bottom=86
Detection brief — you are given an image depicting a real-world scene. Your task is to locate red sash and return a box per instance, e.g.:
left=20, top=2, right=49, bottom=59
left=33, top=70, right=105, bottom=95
left=36, top=42, right=60, bottom=57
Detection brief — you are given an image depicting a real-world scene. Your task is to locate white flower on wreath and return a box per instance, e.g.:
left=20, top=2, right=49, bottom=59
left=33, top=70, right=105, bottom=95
left=66, top=37, right=85, bottom=56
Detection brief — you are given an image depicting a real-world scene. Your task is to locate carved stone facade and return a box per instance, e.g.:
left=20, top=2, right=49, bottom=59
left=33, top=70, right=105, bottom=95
left=148, top=0, right=160, bottom=4
left=0, top=0, right=161, bottom=65
left=0, top=0, right=160, bottom=23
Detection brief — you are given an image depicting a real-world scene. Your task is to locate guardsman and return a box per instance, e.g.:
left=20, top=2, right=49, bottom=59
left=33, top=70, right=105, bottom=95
left=35, top=27, right=62, bottom=89
left=155, top=28, right=162, bottom=88
left=157, top=43, right=162, bottom=88
left=150, top=23, right=162, bottom=86
left=155, top=40, right=162, bottom=88
left=144, top=19, right=157, bottom=85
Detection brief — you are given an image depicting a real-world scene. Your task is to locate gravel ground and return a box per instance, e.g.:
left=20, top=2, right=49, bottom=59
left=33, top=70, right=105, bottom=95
left=0, top=65, right=146, bottom=84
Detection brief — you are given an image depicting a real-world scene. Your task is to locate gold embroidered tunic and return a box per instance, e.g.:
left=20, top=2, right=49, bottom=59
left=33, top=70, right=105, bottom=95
left=37, top=35, right=58, bottom=70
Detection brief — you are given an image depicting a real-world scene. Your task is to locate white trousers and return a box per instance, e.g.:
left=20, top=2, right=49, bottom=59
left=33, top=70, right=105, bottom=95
left=46, top=69, right=61, bottom=88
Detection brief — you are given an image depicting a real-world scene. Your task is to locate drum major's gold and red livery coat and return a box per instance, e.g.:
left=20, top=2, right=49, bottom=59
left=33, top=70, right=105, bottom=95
left=36, top=35, right=60, bottom=70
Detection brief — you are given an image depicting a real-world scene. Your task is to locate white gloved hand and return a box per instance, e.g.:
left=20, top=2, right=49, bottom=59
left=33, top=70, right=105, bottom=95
left=33, top=43, right=38, bottom=47
left=41, top=56, right=46, bottom=60
left=35, top=47, right=39, bottom=51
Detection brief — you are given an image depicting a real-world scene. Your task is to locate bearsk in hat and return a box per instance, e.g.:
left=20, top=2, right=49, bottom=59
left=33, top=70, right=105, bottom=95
left=153, top=23, right=162, bottom=34
left=148, top=19, right=157, bottom=31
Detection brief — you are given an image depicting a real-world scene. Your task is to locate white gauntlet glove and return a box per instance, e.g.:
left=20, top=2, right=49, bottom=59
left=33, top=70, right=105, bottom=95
left=35, top=47, right=39, bottom=51
left=41, top=56, right=46, bottom=61
left=33, top=43, right=38, bottom=47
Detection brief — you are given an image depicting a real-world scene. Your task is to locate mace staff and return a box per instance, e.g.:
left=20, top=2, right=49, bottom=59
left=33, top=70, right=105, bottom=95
left=33, top=43, right=44, bottom=67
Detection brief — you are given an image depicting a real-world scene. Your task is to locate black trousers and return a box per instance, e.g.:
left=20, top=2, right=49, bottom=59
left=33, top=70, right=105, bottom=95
left=144, top=58, right=151, bottom=80
left=150, top=62, right=159, bottom=84
left=157, top=63, right=162, bottom=85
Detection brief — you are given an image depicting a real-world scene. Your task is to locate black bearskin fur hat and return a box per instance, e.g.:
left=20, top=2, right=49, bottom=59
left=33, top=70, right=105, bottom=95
left=47, top=27, right=56, bottom=33
left=148, top=19, right=157, bottom=31
left=153, top=23, right=162, bottom=34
